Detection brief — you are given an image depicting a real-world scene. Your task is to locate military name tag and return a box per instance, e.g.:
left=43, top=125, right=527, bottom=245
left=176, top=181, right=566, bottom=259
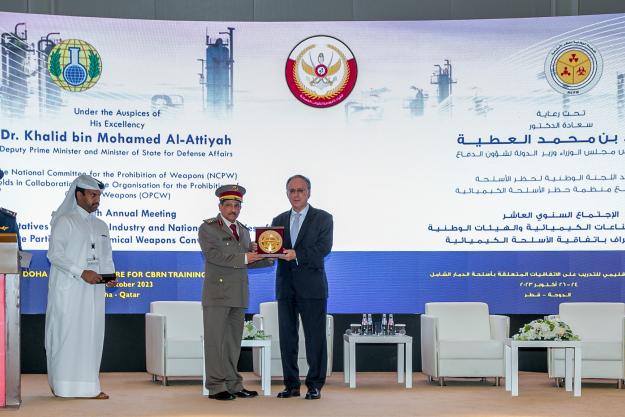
left=255, top=226, right=284, bottom=257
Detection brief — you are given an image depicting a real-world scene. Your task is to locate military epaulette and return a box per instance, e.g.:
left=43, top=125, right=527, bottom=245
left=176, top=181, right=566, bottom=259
left=204, top=217, right=217, bottom=224
left=0, top=207, right=17, bottom=218
left=237, top=220, right=251, bottom=231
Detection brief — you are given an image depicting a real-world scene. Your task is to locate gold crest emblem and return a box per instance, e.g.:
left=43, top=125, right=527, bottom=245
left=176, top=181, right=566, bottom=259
left=286, top=35, right=358, bottom=108
left=258, top=230, right=283, bottom=254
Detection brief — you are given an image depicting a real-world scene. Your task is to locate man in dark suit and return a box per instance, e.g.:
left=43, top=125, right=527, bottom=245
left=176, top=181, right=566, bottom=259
left=198, top=184, right=272, bottom=400
left=272, top=175, right=333, bottom=400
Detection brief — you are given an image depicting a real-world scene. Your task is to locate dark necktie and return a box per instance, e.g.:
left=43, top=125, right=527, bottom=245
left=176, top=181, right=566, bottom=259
left=229, top=223, right=239, bottom=241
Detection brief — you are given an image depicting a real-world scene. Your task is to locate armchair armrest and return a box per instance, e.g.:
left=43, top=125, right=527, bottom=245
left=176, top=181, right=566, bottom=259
left=145, top=313, right=166, bottom=376
left=251, top=313, right=264, bottom=376
left=489, top=315, right=510, bottom=341
left=326, top=315, right=334, bottom=375
left=622, top=317, right=625, bottom=358
left=420, top=314, right=439, bottom=377
left=326, top=315, right=334, bottom=338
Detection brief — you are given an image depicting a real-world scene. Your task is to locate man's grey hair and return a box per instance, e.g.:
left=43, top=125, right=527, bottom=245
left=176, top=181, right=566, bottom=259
left=286, top=174, right=311, bottom=191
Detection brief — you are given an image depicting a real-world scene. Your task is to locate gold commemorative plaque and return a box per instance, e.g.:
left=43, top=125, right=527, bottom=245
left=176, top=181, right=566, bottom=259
left=259, top=230, right=282, bottom=252
left=255, top=226, right=284, bottom=257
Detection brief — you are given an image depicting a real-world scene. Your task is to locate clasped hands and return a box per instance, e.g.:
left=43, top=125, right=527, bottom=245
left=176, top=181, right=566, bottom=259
left=247, top=243, right=296, bottom=263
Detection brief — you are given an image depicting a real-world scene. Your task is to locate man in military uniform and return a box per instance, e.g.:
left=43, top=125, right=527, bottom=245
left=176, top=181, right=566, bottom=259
left=198, top=184, right=272, bottom=400
left=0, top=169, right=21, bottom=250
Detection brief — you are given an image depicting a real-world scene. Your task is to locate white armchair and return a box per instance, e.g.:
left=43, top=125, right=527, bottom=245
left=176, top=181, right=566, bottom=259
left=252, top=301, right=334, bottom=377
left=145, top=301, right=203, bottom=385
left=421, top=302, right=509, bottom=386
left=548, top=302, right=625, bottom=388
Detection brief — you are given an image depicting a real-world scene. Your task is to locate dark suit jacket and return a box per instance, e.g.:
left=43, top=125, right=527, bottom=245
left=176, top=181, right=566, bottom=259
left=272, top=205, right=333, bottom=300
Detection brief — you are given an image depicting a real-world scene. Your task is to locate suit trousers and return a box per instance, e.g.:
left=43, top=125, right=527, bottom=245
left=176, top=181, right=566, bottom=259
left=202, top=305, right=245, bottom=393
left=278, top=298, right=327, bottom=390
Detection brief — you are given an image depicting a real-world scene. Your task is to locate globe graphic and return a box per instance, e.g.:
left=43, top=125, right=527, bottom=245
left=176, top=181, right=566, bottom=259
left=48, top=39, right=102, bottom=92
left=64, top=65, right=87, bottom=86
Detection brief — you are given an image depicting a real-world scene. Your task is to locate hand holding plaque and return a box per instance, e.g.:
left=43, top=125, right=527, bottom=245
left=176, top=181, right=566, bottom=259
left=255, top=226, right=285, bottom=258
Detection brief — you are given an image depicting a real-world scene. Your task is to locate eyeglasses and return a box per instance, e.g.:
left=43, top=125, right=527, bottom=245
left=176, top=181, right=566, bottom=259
left=222, top=202, right=241, bottom=209
left=288, top=188, right=308, bottom=194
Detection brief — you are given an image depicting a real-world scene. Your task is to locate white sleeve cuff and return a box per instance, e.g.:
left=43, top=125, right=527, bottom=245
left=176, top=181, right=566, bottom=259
left=70, top=265, right=84, bottom=278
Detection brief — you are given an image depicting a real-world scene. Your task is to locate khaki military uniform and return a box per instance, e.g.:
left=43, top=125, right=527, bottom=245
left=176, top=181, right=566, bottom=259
left=198, top=214, right=270, bottom=394
left=0, top=207, right=21, bottom=250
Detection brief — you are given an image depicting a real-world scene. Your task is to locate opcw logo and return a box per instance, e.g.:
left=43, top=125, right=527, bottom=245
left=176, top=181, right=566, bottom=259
left=48, top=39, right=102, bottom=92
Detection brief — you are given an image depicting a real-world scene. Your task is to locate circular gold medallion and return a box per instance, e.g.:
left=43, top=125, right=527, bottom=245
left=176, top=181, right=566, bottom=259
left=258, top=230, right=283, bottom=254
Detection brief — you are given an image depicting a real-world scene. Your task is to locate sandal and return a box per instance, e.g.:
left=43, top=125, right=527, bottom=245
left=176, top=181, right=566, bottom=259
left=90, top=392, right=109, bottom=400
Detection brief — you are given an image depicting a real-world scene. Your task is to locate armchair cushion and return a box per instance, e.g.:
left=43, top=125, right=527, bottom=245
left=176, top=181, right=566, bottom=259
left=439, top=340, right=504, bottom=359
left=425, top=302, right=491, bottom=340
left=146, top=301, right=203, bottom=380
left=150, top=301, right=203, bottom=341
left=167, top=339, right=204, bottom=359
left=421, top=302, right=509, bottom=379
left=549, top=302, right=625, bottom=381
left=560, top=302, right=625, bottom=341
left=552, top=341, right=622, bottom=361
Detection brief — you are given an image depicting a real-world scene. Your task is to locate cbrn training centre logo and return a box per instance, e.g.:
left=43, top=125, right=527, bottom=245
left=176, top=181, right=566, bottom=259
left=285, top=35, right=357, bottom=108
left=544, top=40, right=603, bottom=95
left=48, top=39, right=102, bottom=92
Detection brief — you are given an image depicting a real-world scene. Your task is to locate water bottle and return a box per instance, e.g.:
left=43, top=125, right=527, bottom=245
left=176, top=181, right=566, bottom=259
left=381, top=314, right=388, bottom=335
left=367, top=313, right=373, bottom=335
left=361, top=313, right=368, bottom=335
left=388, top=314, right=395, bottom=335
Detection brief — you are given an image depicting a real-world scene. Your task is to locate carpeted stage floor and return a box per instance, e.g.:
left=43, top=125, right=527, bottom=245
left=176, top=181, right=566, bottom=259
left=10, top=372, right=624, bottom=417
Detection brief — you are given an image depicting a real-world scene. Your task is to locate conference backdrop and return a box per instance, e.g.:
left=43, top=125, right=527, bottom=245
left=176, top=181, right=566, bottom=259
left=1, top=11, right=625, bottom=314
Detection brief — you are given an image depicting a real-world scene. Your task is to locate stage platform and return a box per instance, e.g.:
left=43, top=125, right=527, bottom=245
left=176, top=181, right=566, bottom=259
left=11, top=372, right=624, bottom=416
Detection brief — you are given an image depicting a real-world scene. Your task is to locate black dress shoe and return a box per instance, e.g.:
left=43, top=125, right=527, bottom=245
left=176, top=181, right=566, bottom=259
left=277, top=387, right=300, bottom=398
left=233, top=388, right=258, bottom=398
left=305, top=387, right=321, bottom=400
left=208, top=391, right=235, bottom=400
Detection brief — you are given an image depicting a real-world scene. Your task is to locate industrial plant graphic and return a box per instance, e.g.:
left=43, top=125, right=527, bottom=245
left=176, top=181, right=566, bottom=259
left=198, top=27, right=234, bottom=114
left=1, top=22, right=64, bottom=117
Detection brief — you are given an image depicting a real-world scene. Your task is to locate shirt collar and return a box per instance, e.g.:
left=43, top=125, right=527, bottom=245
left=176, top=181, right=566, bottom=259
left=291, top=204, right=310, bottom=217
left=220, top=214, right=236, bottom=229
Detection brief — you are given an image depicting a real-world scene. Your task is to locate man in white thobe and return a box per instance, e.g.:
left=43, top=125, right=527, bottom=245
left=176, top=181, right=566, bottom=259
left=45, top=175, right=116, bottom=399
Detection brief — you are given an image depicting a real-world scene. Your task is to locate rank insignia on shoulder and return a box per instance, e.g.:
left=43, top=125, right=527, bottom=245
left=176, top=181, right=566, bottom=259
left=204, top=217, right=217, bottom=224
left=0, top=207, right=17, bottom=218
left=237, top=221, right=250, bottom=231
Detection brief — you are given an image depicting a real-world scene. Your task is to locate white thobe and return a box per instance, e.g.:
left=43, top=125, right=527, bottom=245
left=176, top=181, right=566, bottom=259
left=45, top=206, right=115, bottom=397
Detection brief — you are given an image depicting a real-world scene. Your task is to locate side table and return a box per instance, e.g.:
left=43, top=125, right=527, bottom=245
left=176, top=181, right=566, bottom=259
left=343, top=333, right=413, bottom=389
left=504, top=339, right=581, bottom=397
